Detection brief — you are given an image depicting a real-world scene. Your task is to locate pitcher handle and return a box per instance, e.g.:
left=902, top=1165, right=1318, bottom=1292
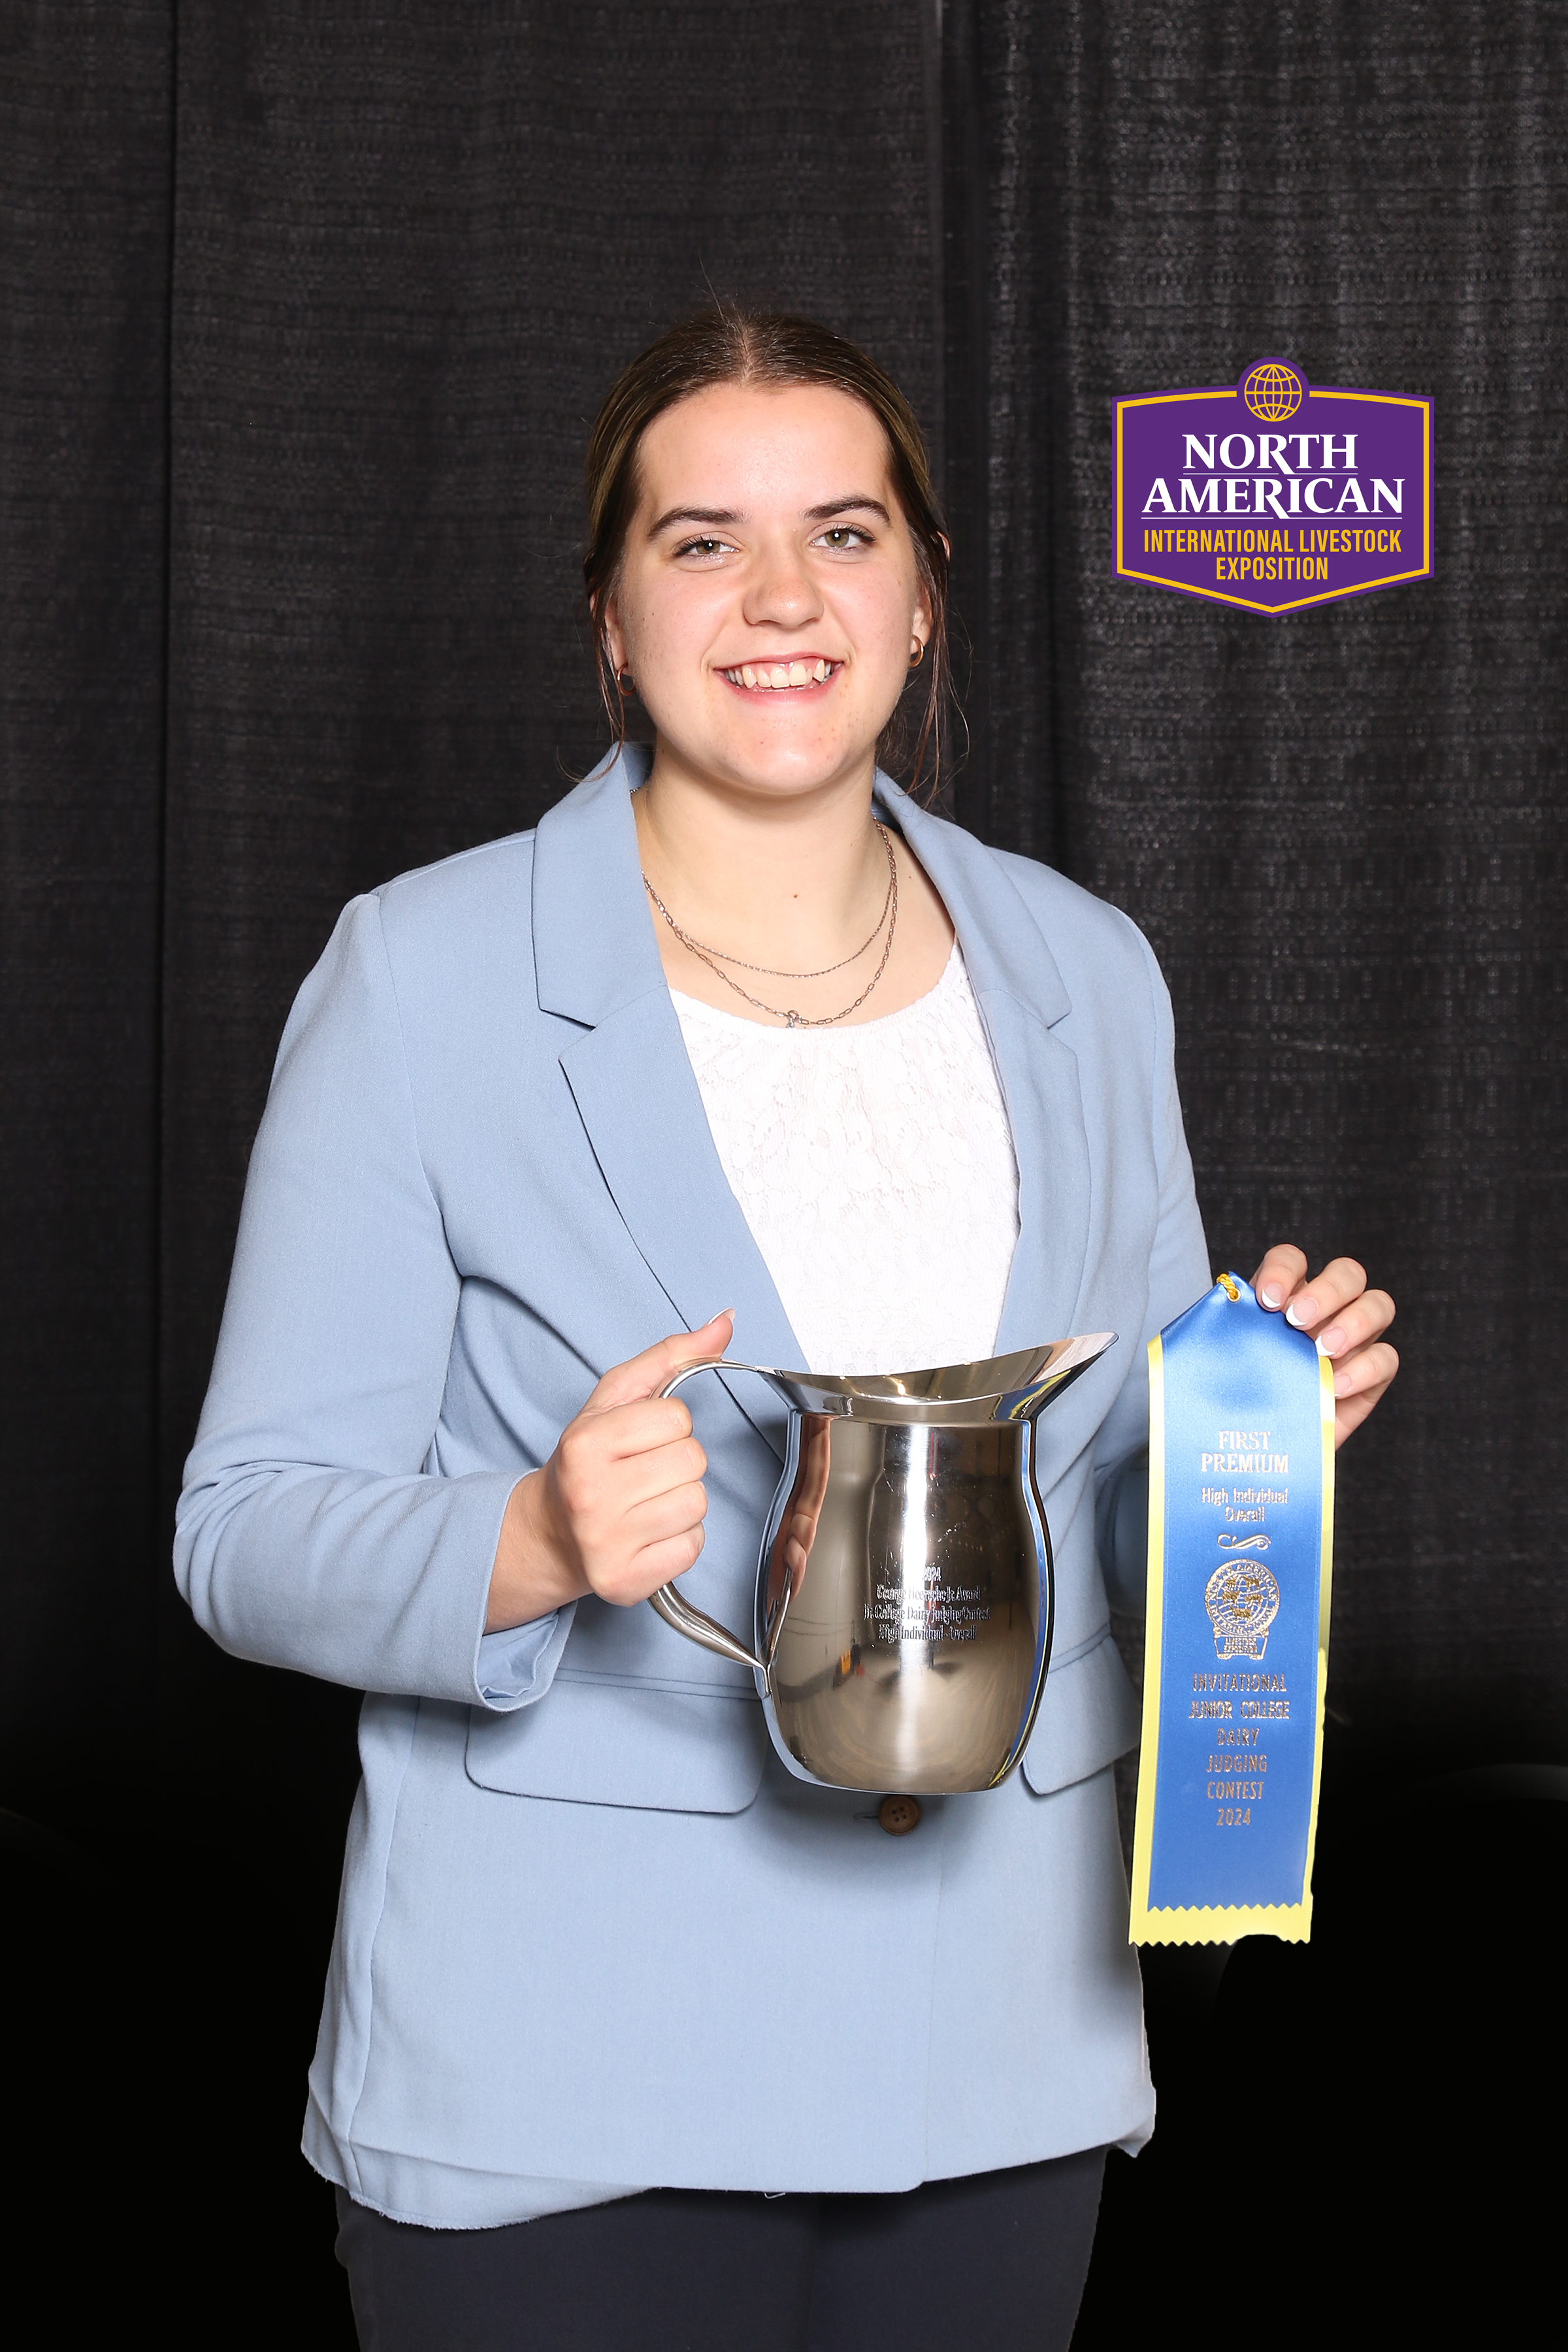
left=647, top=1358, right=793, bottom=1679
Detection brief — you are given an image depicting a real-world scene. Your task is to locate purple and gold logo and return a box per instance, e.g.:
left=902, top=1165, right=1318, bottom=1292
left=1115, top=359, right=1432, bottom=613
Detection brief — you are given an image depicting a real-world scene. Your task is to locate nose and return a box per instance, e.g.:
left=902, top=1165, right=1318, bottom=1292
left=741, top=539, right=823, bottom=632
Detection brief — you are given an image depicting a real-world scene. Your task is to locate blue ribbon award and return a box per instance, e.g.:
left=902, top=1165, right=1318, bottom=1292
left=1129, top=1273, right=1335, bottom=1944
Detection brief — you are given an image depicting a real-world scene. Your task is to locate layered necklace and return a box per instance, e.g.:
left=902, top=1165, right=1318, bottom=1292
left=643, top=823, right=899, bottom=1028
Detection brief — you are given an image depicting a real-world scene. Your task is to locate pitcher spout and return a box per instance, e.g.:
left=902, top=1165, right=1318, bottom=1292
left=996, top=1330, right=1120, bottom=1422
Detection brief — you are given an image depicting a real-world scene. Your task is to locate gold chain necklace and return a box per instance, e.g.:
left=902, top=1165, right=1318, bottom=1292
left=643, top=825, right=900, bottom=1028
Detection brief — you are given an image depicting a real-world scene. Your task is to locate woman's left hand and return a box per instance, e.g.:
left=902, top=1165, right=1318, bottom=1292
left=1250, top=1247, right=1398, bottom=1449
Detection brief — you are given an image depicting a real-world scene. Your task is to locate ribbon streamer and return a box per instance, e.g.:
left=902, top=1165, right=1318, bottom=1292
left=1129, top=1273, right=1335, bottom=1944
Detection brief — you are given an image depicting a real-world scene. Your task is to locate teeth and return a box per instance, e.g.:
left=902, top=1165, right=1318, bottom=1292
left=724, top=661, right=836, bottom=689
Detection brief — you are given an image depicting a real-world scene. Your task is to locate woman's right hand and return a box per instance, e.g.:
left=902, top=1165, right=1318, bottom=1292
left=484, top=1312, right=733, bottom=1633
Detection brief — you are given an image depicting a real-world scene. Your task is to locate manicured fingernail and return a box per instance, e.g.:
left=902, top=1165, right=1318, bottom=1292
left=1316, top=1326, right=1347, bottom=1358
left=1285, top=1299, right=1315, bottom=1328
left=1260, top=1284, right=1283, bottom=1309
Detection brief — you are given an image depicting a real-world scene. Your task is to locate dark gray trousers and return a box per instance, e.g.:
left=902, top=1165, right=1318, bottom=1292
left=336, top=2148, right=1106, bottom=2351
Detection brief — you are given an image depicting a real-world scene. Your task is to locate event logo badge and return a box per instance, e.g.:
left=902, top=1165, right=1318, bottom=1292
left=1205, top=1538, right=1280, bottom=1660
left=1116, top=359, right=1432, bottom=613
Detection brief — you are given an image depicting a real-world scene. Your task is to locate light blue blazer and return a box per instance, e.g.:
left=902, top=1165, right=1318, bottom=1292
left=175, top=746, right=1210, bottom=2228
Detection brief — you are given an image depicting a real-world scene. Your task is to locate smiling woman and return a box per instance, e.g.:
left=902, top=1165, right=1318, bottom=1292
left=174, top=306, right=1398, bottom=2352
left=583, top=308, right=952, bottom=796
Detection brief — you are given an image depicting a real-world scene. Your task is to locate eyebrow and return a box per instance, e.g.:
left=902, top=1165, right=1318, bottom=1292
left=806, top=496, right=892, bottom=524
left=647, top=507, right=740, bottom=536
left=646, top=495, right=892, bottom=537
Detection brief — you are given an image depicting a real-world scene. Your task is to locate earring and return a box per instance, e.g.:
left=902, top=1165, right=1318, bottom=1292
left=617, top=668, right=635, bottom=694
left=908, top=640, right=926, bottom=670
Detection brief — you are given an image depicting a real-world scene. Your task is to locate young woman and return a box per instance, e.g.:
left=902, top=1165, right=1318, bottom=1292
left=176, top=310, right=1397, bottom=2350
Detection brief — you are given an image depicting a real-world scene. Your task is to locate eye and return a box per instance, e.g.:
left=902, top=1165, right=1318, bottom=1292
left=815, top=525, right=873, bottom=551
left=672, top=535, right=734, bottom=561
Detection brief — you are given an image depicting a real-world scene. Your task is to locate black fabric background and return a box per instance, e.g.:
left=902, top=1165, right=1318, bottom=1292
left=2, top=5, right=1563, bottom=2342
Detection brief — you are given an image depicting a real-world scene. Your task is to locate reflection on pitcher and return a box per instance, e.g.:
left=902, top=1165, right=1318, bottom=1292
left=764, top=1412, right=834, bottom=1633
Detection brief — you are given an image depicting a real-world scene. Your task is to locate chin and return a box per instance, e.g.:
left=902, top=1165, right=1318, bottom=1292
left=708, top=709, right=874, bottom=786
left=718, top=740, right=860, bottom=797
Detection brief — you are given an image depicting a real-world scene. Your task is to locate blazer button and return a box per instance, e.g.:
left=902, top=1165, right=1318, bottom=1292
left=877, top=1795, right=921, bottom=1837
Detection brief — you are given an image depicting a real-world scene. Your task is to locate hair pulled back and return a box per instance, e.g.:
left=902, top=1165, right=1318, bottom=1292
left=583, top=306, right=951, bottom=800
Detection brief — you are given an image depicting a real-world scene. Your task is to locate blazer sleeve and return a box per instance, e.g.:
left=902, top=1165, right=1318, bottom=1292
left=1092, top=928, right=1211, bottom=1613
left=172, top=892, right=574, bottom=1710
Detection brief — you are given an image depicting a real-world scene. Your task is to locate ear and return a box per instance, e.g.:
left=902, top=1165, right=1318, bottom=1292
left=915, top=538, right=949, bottom=645
left=597, top=589, right=629, bottom=677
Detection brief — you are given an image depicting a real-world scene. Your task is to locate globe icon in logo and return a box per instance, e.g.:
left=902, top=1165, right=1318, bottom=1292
left=1242, top=361, right=1305, bottom=421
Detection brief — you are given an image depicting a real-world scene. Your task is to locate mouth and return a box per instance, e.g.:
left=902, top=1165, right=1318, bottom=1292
left=718, top=658, right=840, bottom=694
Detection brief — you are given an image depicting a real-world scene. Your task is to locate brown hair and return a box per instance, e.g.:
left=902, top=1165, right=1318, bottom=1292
left=583, top=306, right=951, bottom=800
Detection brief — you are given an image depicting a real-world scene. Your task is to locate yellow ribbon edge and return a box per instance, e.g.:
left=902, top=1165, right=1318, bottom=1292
left=1127, top=1334, right=1166, bottom=1939
left=1298, top=1347, right=1337, bottom=1933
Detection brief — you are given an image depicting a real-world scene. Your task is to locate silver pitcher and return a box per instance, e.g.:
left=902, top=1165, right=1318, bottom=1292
left=649, top=1335, right=1116, bottom=1795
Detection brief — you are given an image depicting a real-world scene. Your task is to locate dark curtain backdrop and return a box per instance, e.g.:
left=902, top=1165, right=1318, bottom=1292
left=3, top=3, right=1563, bottom=2340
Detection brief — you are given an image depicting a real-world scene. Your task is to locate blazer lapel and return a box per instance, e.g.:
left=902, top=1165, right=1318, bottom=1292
left=878, top=776, right=1094, bottom=1356
left=533, top=749, right=802, bottom=1450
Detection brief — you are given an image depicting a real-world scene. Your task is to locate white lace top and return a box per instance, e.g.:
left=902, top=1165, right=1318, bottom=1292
left=672, top=944, right=1021, bottom=1375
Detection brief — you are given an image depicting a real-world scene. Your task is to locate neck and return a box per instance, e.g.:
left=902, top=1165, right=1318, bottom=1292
left=633, top=741, right=890, bottom=968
